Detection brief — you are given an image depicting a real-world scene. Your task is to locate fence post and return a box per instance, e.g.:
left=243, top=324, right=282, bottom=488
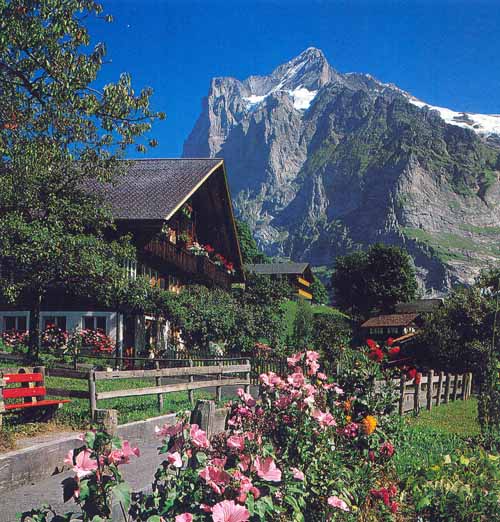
left=190, top=399, right=216, bottom=439
left=245, top=359, right=251, bottom=394
left=216, top=364, right=222, bottom=403
left=413, top=377, right=420, bottom=414
left=88, top=370, right=97, bottom=421
left=155, top=360, right=164, bottom=412
left=93, top=408, right=118, bottom=435
left=436, top=371, right=444, bottom=406
left=0, top=377, right=6, bottom=429
left=468, top=372, right=473, bottom=398
left=188, top=359, right=194, bottom=407
left=398, top=376, right=405, bottom=416
left=426, top=370, right=434, bottom=411
left=444, top=373, right=452, bottom=403
left=452, top=374, right=459, bottom=401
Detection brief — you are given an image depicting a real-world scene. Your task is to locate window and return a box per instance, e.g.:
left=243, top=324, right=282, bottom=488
left=4, top=315, right=27, bottom=332
left=43, top=316, right=67, bottom=331
left=83, top=316, right=107, bottom=333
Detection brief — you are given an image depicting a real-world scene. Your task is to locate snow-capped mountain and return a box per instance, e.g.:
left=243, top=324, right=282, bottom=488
left=184, top=48, right=500, bottom=294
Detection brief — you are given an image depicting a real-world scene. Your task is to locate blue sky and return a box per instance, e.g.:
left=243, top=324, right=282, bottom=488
left=89, top=0, right=500, bottom=157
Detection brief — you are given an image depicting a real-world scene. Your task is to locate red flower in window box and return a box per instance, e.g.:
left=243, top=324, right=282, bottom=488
left=388, top=346, right=400, bottom=358
left=366, top=339, right=378, bottom=350
left=368, top=348, right=384, bottom=362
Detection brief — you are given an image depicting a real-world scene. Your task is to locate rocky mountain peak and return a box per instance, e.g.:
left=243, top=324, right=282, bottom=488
left=183, top=50, right=500, bottom=294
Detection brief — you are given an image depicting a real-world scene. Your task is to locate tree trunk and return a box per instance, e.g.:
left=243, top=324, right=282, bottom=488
left=29, top=291, right=42, bottom=360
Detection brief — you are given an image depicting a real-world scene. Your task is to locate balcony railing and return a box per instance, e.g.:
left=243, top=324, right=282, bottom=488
left=144, top=240, right=233, bottom=290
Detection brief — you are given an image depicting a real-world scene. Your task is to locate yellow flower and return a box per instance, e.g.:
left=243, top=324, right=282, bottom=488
left=361, top=415, right=377, bottom=435
left=346, top=415, right=352, bottom=423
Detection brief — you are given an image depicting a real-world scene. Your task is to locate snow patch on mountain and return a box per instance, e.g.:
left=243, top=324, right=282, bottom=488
left=408, top=98, right=500, bottom=136
left=243, top=85, right=318, bottom=111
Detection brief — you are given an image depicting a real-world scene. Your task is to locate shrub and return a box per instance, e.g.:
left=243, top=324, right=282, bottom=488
left=404, top=448, right=500, bottom=521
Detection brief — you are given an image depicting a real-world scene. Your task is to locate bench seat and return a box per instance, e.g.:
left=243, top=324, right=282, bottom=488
left=5, top=399, right=71, bottom=410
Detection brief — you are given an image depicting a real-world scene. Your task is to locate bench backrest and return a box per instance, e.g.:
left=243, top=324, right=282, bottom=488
left=2, top=372, right=46, bottom=403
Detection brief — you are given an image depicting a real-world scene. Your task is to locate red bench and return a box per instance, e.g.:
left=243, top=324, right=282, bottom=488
left=1, top=371, right=70, bottom=414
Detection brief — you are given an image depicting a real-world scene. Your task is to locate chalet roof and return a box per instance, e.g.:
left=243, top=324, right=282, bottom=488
left=245, top=262, right=311, bottom=276
left=360, top=313, right=419, bottom=328
left=395, top=299, right=443, bottom=314
left=94, top=158, right=223, bottom=221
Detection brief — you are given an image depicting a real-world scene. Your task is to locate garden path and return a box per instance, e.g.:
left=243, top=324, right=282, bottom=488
left=1, top=436, right=163, bottom=522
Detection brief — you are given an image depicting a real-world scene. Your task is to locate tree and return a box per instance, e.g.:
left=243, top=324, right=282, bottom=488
left=291, top=298, right=314, bottom=349
left=310, top=275, right=329, bottom=305
left=331, top=243, right=417, bottom=319
left=0, top=1, right=163, bottom=356
left=312, top=313, right=352, bottom=364
left=235, top=219, right=270, bottom=264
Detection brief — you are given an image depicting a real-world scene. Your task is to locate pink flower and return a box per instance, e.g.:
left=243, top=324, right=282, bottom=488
left=190, top=424, right=210, bottom=448
left=274, top=395, right=292, bottom=409
left=254, top=456, right=282, bottom=482
left=259, top=372, right=284, bottom=389
left=328, top=495, right=350, bottom=512
left=237, top=388, right=256, bottom=407
left=227, top=435, right=245, bottom=451
left=291, top=467, right=305, bottom=480
left=108, top=440, right=140, bottom=465
left=175, top=514, right=193, bottom=522
left=167, top=451, right=183, bottom=468
left=380, top=441, right=395, bottom=458
left=199, top=466, right=232, bottom=495
left=287, top=371, right=305, bottom=388
left=287, top=352, right=304, bottom=367
left=155, top=421, right=183, bottom=438
left=307, top=360, right=320, bottom=376
left=211, top=500, right=250, bottom=522
left=312, top=409, right=336, bottom=428
left=65, top=449, right=98, bottom=478
left=306, top=350, right=320, bottom=363
left=317, top=372, right=327, bottom=381
left=238, top=454, right=251, bottom=471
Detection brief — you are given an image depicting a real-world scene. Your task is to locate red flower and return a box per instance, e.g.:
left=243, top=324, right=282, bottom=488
left=368, top=348, right=384, bottom=362
left=407, top=367, right=417, bottom=380
left=388, top=346, right=400, bottom=358
left=366, top=339, right=378, bottom=350
left=387, top=337, right=394, bottom=346
left=415, top=372, right=422, bottom=385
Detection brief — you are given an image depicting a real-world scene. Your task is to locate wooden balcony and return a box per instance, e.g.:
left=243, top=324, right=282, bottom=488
left=144, top=240, right=233, bottom=290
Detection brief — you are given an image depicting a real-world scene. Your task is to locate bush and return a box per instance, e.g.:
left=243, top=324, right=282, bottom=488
left=404, top=448, right=500, bottom=521
left=25, top=349, right=401, bottom=521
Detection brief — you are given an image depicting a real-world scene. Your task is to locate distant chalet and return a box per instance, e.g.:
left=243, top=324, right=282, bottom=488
left=245, top=262, right=314, bottom=300
left=1, top=158, right=244, bottom=353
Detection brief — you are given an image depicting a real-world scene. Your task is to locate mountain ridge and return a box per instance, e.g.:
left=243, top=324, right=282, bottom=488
left=183, top=48, right=500, bottom=294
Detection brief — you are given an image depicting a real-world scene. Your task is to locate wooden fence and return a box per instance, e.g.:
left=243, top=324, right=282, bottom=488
left=88, top=359, right=251, bottom=419
left=395, top=370, right=473, bottom=415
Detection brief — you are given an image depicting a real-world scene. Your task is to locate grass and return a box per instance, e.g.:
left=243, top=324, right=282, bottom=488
left=395, top=398, right=479, bottom=478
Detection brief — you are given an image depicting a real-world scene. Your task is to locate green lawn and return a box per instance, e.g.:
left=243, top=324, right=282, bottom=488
left=395, top=398, right=478, bottom=478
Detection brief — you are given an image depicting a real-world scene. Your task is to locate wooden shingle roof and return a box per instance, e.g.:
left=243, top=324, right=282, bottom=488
left=94, top=158, right=223, bottom=221
left=360, top=313, right=419, bottom=328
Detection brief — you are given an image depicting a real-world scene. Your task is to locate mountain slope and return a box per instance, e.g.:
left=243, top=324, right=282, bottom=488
left=183, top=48, right=500, bottom=294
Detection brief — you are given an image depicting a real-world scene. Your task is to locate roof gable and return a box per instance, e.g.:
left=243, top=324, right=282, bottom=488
left=95, top=158, right=223, bottom=221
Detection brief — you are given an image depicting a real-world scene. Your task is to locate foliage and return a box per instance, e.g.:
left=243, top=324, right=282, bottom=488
left=404, top=449, right=500, bottom=522
left=25, top=349, right=401, bottom=521
left=312, top=313, right=352, bottom=364
left=0, top=0, right=163, bottom=356
left=236, top=219, right=270, bottom=264
left=290, top=298, right=314, bottom=349
left=331, top=243, right=417, bottom=319
left=310, top=275, right=329, bottom=305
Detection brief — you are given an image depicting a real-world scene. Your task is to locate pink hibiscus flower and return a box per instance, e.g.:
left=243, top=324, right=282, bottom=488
left=65, top=449, right=98, bottom=478
left=287, top=371, right=305, bottom=388
left=227, top=435, right=245, bottom=451
left=190, top=424, right=210, bottom=449
left=155, top=421, right=183, bottom=438
left=175, top=514, right=193, bottom=522
left=291, top=467, right=305, bottom=480
left=199, top=465, right=232, bottom=495
left=328, top=495, right=350, bottom=512
left=167, top=451, right=183, bottom=468
left=254, top=456, right=282, bottom=482
left=287, top=352, right=304, bottom=367
left=237, top=388, right=257, bottom=407
left=211, top=500, right=250, bottom=522
left=312, top=408, right=336, bottom=428
left=108, top=440, right=140, bottom=465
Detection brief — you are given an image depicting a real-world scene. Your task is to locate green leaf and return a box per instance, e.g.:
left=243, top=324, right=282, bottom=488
left=196, top=451, right=208, bottom=466
left=112, top=482, right=131, bottom=512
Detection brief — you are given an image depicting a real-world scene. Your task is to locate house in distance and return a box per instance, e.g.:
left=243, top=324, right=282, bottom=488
left=0, top=158, right=244, bottom=354
left=244, top=262, right=314, bottom=300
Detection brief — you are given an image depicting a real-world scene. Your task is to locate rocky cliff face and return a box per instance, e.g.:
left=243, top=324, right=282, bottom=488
left=183, top=48, right=500, bottom=294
